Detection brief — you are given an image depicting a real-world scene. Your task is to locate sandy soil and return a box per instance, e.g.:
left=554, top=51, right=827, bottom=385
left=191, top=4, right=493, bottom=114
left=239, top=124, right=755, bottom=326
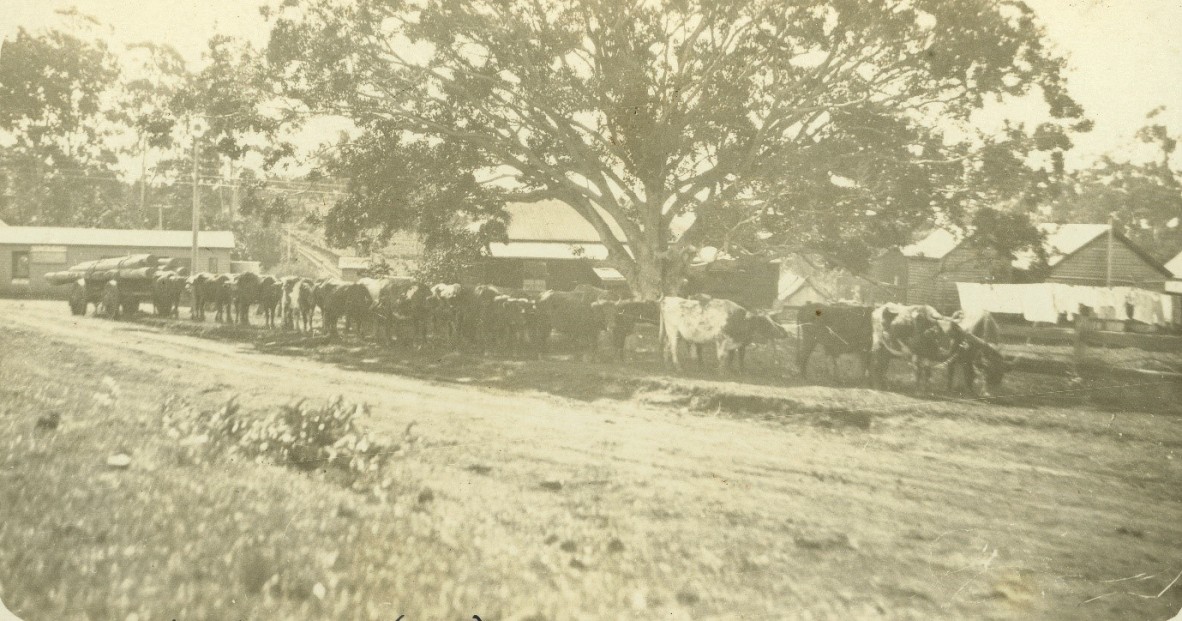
left=1, top=299, right=1180, bottom=620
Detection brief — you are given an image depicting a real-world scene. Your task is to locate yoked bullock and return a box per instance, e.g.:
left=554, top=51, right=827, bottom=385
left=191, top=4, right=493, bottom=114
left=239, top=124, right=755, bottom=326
left=795, top=303, right=1011, bottom=394
left=659, top=295, right=790, bottom=374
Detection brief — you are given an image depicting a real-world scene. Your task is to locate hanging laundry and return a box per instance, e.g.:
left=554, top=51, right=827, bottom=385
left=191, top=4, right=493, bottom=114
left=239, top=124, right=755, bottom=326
left=1018, top=284, right=1059, bottom=324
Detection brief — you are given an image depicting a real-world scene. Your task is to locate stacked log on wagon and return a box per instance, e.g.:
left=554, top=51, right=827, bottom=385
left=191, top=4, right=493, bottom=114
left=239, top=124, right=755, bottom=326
left=46, top=255, right=187, bottom=319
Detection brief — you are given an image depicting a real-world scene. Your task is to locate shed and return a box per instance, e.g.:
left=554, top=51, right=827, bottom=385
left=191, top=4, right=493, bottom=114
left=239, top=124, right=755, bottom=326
left=776, top=274, right=832, bottom=308
left=0, top=227, right=234, bottom=297
left=885, top=223, right=1171, bottom=313
left=1027, top=224, right=1172, bottom=289
left=478, top=200, right=630, bottom=293
left=338, top=256, right=370, bottom=281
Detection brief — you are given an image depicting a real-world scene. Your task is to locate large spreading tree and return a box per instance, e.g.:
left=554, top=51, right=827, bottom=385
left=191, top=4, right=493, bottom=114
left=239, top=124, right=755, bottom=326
left=266, top=0, right=1084, bottom=297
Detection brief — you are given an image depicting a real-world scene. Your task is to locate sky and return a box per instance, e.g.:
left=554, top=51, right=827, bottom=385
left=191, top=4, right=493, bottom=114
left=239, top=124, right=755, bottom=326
left=1, top=0, right=1180, bottom=169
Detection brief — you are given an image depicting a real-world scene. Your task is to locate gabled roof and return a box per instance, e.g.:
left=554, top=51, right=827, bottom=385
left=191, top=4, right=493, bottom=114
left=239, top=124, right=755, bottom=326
left=0, top=226, right=235, bottom=249
left=1037, top=223, right=1110, bottom=266
left=1012, top=223, right=1170, bottom=275
left=903, top=223, right=1168, bottom=276
left=1166, top=250, right=1182, bottom=278
left=504, top=200, right=628, bottom=243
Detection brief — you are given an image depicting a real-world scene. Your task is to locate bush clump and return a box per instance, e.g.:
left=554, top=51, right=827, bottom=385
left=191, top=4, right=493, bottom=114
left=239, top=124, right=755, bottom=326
left=165, top=396, right=392, bottom=491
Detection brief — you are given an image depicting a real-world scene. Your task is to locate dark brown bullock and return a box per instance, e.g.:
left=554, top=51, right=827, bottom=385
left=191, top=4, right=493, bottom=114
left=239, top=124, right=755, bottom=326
left=152, top=272, right=185, bottom=318
left=796, top=305, right=874, bottom=380
left=185, top=273, right=211, bottom=320
left=231, top=271, right=262, bottom=325
left=209, top=274, right=234, bottom=322
left=534, top=287, right=615, bottom=360
left=360, top=278, right=431, bottom=348
left=313, top=278, right=372, bottom=338
left=186, top=273, right=232, bottom=322
left=492, top=294, right=538, bottom=356
left=602, top=300, right=660, bottom=360
left=256, top=275, right=283, bottom=328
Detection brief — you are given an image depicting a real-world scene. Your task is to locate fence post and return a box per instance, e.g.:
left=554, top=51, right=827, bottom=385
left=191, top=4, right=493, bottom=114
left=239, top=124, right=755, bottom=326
left=1073, top=308, right=1092, bottom=378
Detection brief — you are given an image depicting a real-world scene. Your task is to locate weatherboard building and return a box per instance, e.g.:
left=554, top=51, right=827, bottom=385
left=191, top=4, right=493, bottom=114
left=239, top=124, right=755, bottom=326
left=0, top=226, right=235, bottom=297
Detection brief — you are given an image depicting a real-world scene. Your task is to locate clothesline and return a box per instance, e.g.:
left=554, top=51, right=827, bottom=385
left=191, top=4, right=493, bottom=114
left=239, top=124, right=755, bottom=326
left=956, top=282, right=1177, bottom=327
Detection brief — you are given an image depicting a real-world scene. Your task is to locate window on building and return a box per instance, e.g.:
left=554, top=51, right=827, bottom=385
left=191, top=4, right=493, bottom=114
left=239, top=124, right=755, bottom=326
left=208, top=257, right=218, bottom=273
left=522, top=260, right=548, bottom=292
left=11, top=251, right=30, bottom=281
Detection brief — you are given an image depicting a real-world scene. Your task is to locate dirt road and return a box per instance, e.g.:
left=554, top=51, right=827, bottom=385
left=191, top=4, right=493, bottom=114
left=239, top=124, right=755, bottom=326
left=2, top=299, right=1180, bottom=620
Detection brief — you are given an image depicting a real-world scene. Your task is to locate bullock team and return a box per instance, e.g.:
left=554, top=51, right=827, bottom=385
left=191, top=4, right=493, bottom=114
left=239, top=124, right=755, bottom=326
left=798, top=303, right=1013, bottom=396
left=146, top=272, right=1012, bottom=395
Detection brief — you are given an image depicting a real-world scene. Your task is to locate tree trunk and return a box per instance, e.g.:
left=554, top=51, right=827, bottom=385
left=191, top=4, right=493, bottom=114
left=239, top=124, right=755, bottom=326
left=632, top=254, right=664, bottom=300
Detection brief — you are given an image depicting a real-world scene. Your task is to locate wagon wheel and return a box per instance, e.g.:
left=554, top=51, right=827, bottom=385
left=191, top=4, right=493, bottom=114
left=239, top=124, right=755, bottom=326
left=102, top=283, right=121, bottom=320
left=68, top=282, right=87, bottom=316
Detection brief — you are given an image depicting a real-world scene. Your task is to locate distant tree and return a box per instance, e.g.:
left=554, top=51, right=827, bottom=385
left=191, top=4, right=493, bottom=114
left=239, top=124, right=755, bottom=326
left=165, top=35, right=292, bottom=225
left=116, top=41, right=189, bottom=226
left=265, top=0, right=1085, bottom=297
left=1047, top=109, right=1182, bottom=261
left=0, top=26, right=127, bottom=226
left=963, top=206, right=1048, bottom=281
left=319, top=125, right=503, bottom=266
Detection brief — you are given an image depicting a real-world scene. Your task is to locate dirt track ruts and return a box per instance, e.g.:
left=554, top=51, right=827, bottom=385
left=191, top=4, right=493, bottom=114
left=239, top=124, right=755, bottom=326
left=2, top=298, right=1180, bottom=620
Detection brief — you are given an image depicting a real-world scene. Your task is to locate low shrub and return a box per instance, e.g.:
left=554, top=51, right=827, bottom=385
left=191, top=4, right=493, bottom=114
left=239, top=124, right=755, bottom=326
left=164, top=396, right=392, bottom=492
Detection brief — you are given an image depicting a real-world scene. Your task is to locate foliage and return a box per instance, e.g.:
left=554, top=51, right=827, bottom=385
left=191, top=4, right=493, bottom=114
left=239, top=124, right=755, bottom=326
left=413, top=225, right=490, bottom=285
left=359, top=256, right=393, bottom=279
left=964, top=206, right=1048, bottom=281
left=0, top=27, right=126, bottom=225
left=321, top=127, right=505, bottom=251
left=265, top=0, right=1085, bottom=295
left=1046, top=111, right=1182, bottom=261
left=164, top=396, right=391, bottom=491
left=232, top=219, right=284, bottom=269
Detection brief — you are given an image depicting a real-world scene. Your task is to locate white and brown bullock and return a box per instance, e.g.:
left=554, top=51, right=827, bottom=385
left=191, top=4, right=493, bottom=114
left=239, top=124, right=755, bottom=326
left=659, top=296, right=789, bottom=374
left=870, top=303, right=957, bottom=390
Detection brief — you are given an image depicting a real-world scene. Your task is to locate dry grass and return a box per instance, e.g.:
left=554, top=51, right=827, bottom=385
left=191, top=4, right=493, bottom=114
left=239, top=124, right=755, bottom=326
left=2, top=301, right=1182, bottom=620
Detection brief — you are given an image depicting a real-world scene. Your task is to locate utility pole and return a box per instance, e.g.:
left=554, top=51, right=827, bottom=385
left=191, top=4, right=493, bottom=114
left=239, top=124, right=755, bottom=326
left=229, top=160, right=239, bottom=221
left=191, top=136, right=200, bottom=273
left=1105, top=213, right=1114, bottom=288
left=140, top=137, right=150, bottom=226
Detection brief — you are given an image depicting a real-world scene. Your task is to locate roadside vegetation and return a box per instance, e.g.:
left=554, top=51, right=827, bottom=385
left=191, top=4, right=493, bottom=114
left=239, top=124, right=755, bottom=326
left=2, top=308, right=1182, bottom=620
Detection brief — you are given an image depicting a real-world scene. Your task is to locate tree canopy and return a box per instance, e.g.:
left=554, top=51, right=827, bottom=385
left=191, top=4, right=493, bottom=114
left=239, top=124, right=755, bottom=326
left=0, top=27, right=124, bottom=225
left=265, top=0, right=1085, bottom=296
left=1047, top=110, right=1182, bottom=261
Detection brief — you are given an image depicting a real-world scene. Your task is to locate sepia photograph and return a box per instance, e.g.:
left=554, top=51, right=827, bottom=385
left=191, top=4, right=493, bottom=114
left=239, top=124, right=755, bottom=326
left=1, top=0, right=1180, bottom=619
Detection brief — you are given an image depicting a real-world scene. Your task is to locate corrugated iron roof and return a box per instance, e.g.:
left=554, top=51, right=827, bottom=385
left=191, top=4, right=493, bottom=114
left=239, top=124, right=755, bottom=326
left=0, top=226, right=235, bottom=249
left=487, top=241, right=611, bottom=260
left=504, top=200, right=628, bottom=243
left=901, top=229, right=961, bottom=259
left=1039, top=223, right=1109, bottom=266
left=1010, top=223, right=1113, bottom=269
